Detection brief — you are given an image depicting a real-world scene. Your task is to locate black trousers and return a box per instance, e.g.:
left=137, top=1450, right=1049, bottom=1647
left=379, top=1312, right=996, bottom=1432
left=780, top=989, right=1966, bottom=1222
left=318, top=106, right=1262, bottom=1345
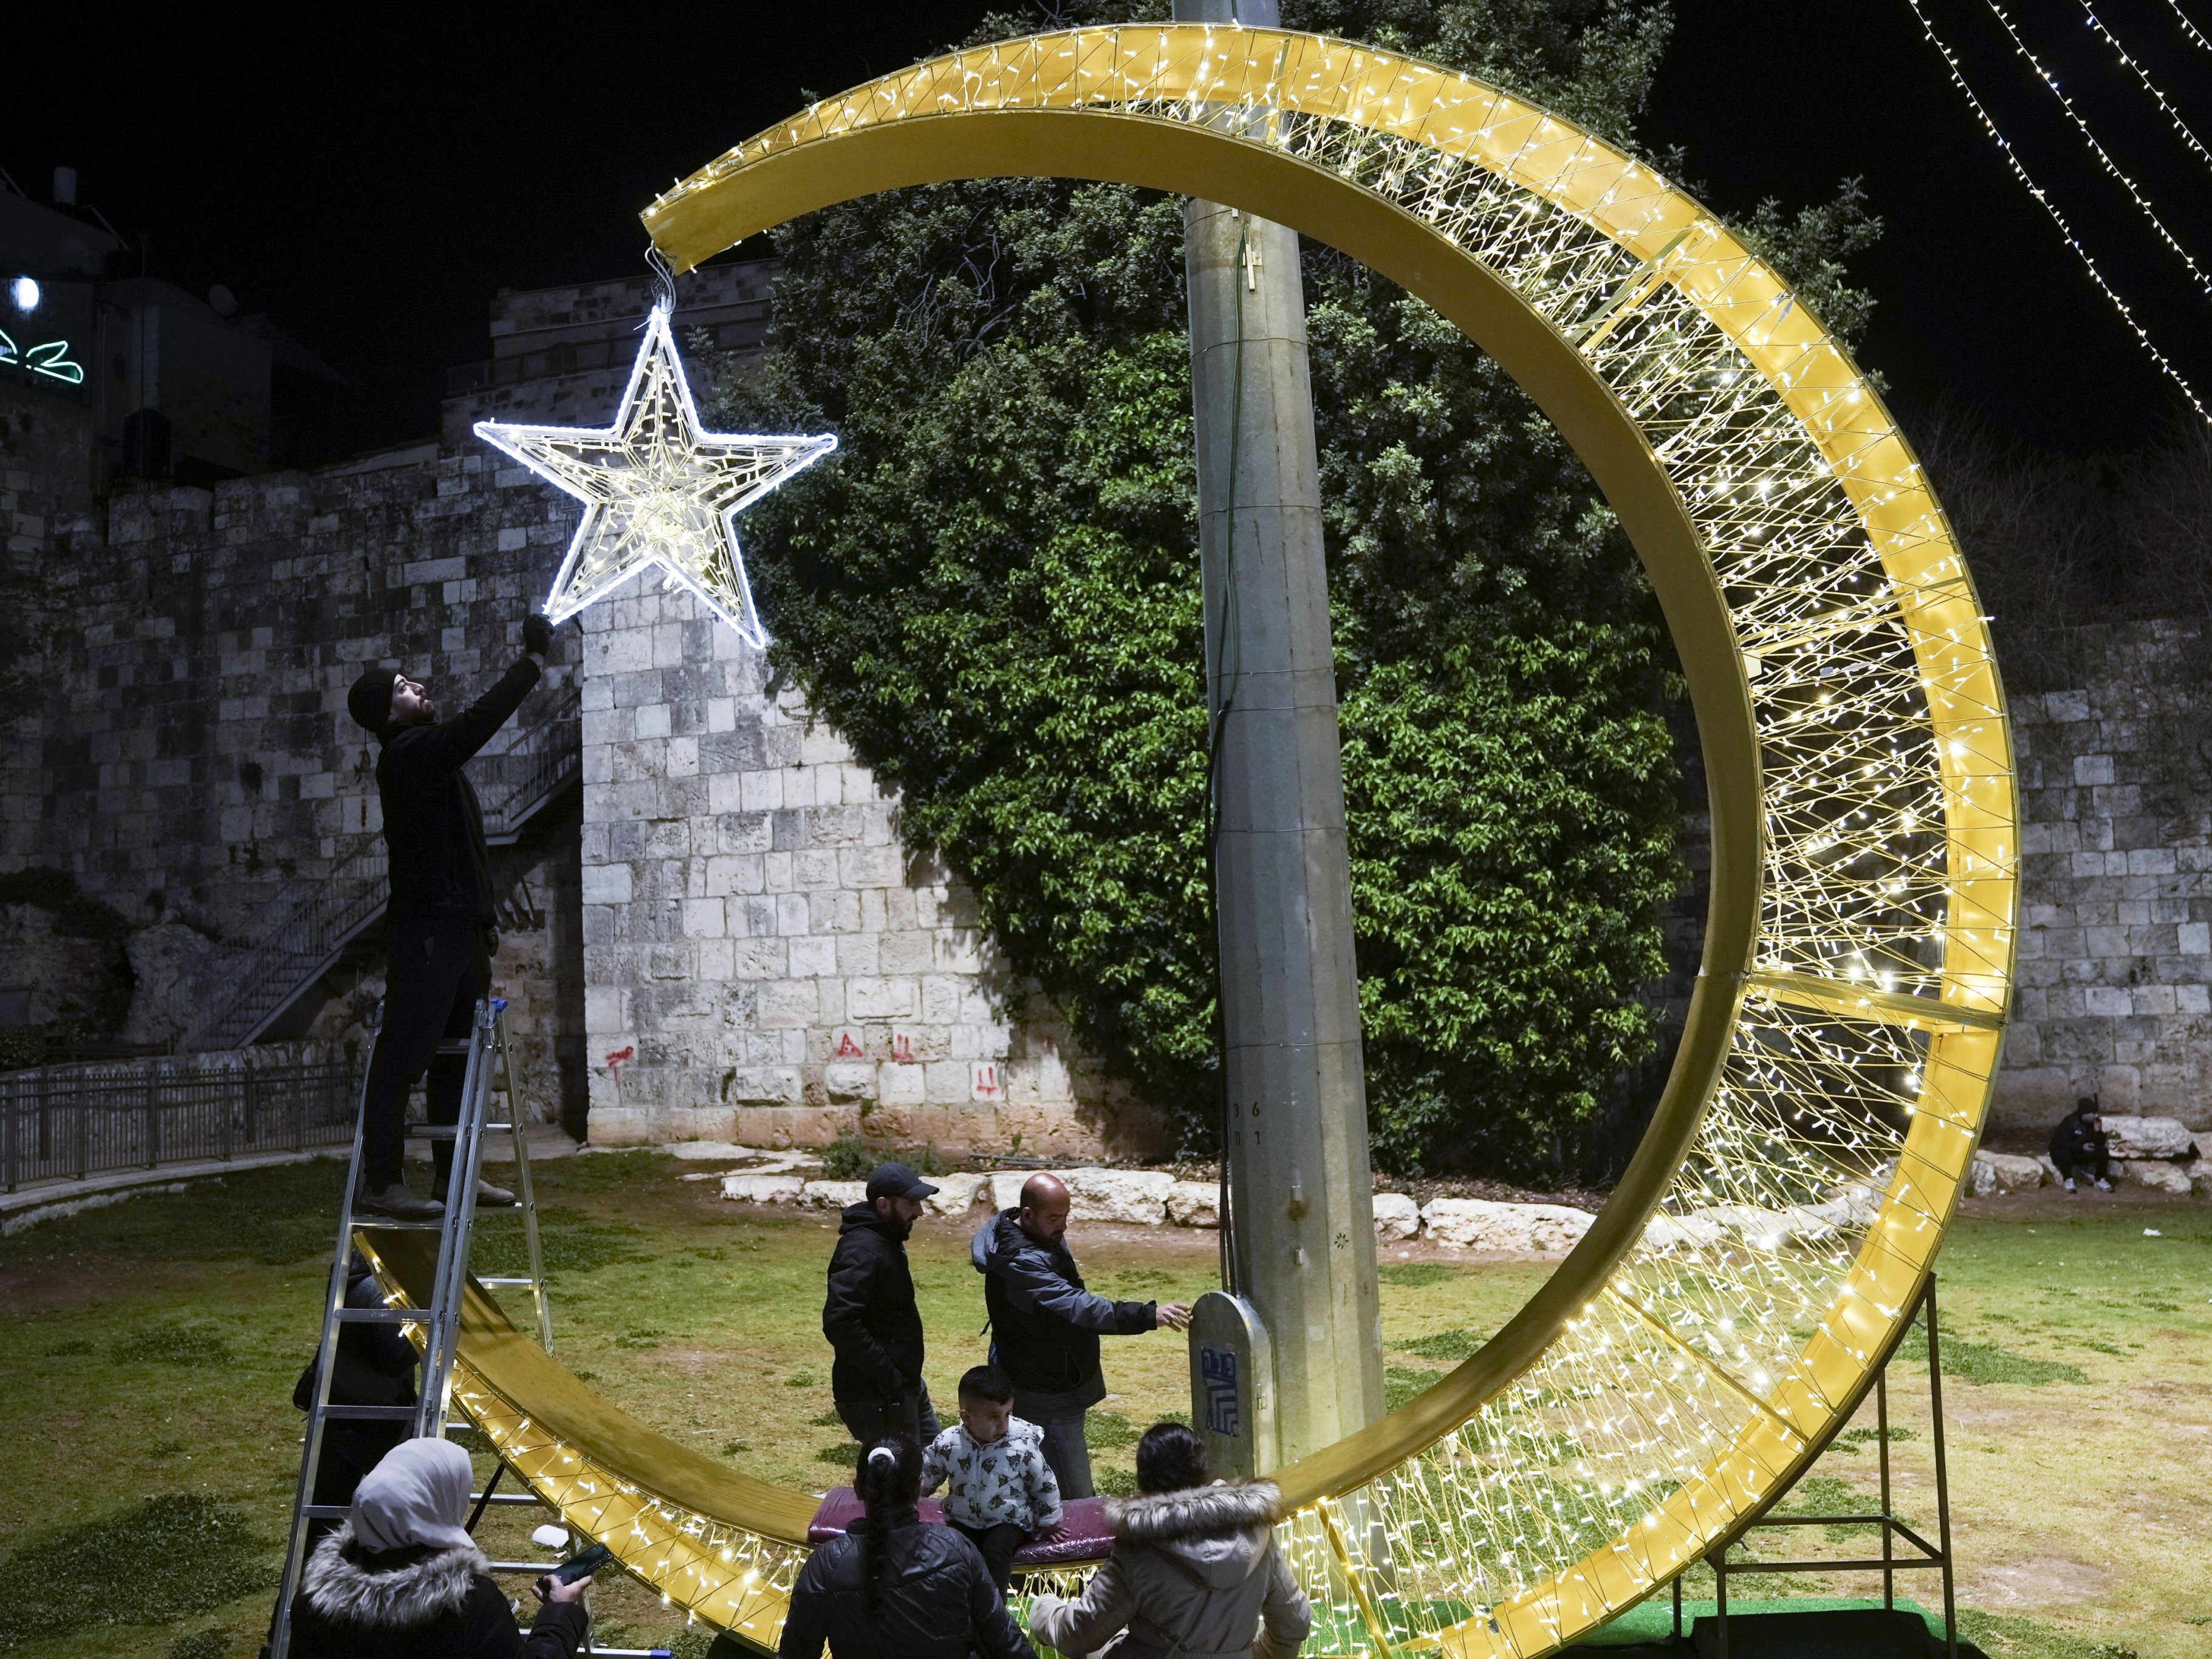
left=834, top=1381, right=941, bottom=1450
left=2053, top=1145, right=2111, bottom=1182
left=361, top=918, right=491, bottom=1191
left=951, top=1520, right=1029, bottom=1592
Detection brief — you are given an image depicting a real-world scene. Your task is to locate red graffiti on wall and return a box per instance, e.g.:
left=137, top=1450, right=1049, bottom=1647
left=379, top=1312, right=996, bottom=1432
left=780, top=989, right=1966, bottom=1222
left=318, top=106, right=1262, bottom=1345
left=605, top=1045, right=636, bottom=1079
left=835, top=1031, right=865, bottom=1059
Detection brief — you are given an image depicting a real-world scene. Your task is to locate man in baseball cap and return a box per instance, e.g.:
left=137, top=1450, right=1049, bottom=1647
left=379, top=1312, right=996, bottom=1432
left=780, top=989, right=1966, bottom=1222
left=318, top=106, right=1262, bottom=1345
left=822, top=1160, right=942, bottom=1446
left=345, top=609, right=560, bottom=1221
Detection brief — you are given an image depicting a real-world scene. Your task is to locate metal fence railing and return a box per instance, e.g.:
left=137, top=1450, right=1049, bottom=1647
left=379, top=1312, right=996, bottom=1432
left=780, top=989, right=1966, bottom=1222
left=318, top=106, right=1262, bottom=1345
left=0, top=1048, right=357, bottom=1193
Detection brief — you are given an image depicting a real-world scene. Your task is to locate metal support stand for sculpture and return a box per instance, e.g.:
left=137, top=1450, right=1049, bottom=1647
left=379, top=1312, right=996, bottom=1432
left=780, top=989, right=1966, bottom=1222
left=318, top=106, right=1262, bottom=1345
left=1677, top=1274, right=1959, bottom=1659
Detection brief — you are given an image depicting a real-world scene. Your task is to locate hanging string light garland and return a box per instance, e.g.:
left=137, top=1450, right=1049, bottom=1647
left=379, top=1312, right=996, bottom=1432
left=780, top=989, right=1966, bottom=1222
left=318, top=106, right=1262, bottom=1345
left=1902, top=0, right=2212, bottom=420
left=1976, top=0, right=2212, bottom=297
left=2165, top=0, right=2212, bottom=55
left=2078, top=1, right=2212, bottom=175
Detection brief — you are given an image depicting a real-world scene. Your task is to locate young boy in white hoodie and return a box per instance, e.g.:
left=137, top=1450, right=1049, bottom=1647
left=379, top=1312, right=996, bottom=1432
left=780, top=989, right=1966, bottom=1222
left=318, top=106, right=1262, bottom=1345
left=922, top=1364, right=1063, bottom=1589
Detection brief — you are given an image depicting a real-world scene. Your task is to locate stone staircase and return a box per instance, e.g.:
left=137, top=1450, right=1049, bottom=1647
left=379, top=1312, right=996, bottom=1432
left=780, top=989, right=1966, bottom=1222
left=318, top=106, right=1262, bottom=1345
left=179, top=682, right=581, bottom=1053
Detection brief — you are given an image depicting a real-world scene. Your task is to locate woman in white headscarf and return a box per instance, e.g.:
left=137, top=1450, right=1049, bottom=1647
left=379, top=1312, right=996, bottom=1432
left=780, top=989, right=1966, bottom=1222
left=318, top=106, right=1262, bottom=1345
left=288, top=1435, right=593, bottom=1659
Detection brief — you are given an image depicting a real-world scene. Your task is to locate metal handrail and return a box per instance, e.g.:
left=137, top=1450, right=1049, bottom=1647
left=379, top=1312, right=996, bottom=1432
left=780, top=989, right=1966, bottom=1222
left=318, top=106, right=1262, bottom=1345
left=0, top=1045, right=354, bottom=1192
left=180, top=684, right=581, bottom=1053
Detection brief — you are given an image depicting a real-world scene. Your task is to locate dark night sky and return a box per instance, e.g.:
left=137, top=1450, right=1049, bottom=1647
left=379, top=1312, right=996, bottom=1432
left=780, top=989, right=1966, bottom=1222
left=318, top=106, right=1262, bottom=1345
left=12, top=1, right=2212, bottom=456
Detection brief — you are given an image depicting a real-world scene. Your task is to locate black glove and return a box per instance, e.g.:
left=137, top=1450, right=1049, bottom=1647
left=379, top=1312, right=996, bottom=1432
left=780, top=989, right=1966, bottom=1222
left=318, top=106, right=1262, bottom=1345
left=522, top=611, right=555, bottom=657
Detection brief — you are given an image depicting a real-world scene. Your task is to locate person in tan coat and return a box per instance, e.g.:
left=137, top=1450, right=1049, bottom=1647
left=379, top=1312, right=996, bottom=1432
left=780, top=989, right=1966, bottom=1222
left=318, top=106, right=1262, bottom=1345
left=1028, top=1423, right=1310, bottom=1659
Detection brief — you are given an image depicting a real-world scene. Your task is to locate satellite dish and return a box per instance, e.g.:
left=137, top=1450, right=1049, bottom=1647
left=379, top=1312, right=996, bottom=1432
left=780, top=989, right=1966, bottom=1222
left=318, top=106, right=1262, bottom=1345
left=208, top=284, right=238, bottom=318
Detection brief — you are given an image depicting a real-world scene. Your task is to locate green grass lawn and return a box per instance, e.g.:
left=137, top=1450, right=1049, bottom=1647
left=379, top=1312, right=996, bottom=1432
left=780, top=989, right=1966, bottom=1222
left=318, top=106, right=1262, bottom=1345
left=0, top=1154, right=2203, bottom=1659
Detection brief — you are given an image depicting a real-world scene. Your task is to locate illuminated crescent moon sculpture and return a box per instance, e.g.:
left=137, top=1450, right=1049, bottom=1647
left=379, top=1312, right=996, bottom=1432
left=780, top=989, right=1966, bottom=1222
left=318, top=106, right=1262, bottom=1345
left=366, top=26, right=2017, bottom=1657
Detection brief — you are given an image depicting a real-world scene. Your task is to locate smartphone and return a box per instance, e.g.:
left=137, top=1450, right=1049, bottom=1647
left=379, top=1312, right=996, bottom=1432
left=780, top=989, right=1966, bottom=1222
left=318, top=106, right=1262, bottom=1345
left=552, top=1542, right=615, bottom=1584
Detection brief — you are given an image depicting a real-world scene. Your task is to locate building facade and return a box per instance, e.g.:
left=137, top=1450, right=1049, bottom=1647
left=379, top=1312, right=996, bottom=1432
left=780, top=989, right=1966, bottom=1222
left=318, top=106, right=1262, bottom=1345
left=4, top=259, right=2210, bottom=1146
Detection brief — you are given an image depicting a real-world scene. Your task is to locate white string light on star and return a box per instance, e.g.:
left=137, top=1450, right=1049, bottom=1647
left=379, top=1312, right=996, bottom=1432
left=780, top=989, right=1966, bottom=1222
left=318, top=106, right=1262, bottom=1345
left=475, top=307, right=837, bottom=646
left=1902, top=0, right=2212, bottom=420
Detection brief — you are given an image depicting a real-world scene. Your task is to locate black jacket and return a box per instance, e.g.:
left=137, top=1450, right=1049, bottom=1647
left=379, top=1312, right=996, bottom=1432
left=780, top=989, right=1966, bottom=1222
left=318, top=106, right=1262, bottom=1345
left=2049, top=1112, right=2109, bottom=1165
left=776, top=1508, right=1036, bottom=1659
left=972, top=1209, right=1155, bottom=1401
left=377, top=657, right=541, bottom=926
left=824, top=1203, right=926, bottom=1406
left=288, top=1526, right=587, bottom=1659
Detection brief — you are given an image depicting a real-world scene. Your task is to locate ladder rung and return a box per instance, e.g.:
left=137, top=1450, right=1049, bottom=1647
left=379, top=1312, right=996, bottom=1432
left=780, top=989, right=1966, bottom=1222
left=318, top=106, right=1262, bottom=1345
left=433, top=1041, right=474, bottom=1055
left=406, top=1126, right=462, bottom=1140
left=481, top=1276, right=538, bottom=1287
left=300, top=1505, right=352, bottom=1519
left=318, top=1404, right=417, bottom=1421
left=484, top=1559, right=564, bottom=1573
left=472, top=1492, right=548, bottom=1505
left=351, top=1217, right=445, bottom=1231
left=334, top=1308, right=428, bottom=1324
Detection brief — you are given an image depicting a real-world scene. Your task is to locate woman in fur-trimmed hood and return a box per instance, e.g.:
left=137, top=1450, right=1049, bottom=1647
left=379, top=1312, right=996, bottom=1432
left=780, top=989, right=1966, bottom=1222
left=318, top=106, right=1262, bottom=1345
left=287, top=1436, right=592, bottom=1659
left=1028, top=1423, right=1311, bottom=1659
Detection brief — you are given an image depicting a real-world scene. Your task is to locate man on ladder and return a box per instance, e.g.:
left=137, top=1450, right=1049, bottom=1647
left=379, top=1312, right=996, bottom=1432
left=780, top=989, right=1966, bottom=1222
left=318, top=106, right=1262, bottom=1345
left=345, top=609, right=557, bottom=1222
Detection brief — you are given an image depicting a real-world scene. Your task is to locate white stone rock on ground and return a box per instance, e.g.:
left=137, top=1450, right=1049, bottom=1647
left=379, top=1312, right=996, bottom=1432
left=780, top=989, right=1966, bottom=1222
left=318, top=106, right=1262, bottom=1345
left=801, top=1180, right=869, bottom=1210
left=924, top=1175, right=990, bottom=1216
left=983, top=1168, right=1175, bottom=1224
left=721, top=1173, right=806, bottom=1204
left=1421, top=1199, right=1594, bottom=1254
left=2119, top=1159, right=2194, bottom=1196
left=2101, top=1115, right=2199, bottom=1160
left=1166, top=1181, right=1221, bottom=1228
left=1061, top=1168, right=1174, bottom=1225
left=1372, top=1193, right=1421, bottom=1241
left=1973, top=1151, right=2047, bottom=1192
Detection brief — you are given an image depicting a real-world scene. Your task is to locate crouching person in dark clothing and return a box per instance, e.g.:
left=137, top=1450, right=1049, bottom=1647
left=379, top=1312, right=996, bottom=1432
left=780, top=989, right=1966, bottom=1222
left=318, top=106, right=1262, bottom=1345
left=293, top=1253, right=419, bottom=1549
left=2050, top=1096, right=2115, bottom=1194
left=778, top=1437, right=1036, bottom=1659
left=823, top=1163, right=943, bottom=1446
left=345, top=611, right=556, bottom=1222
left=289, top=1437, right=590, bottom=1659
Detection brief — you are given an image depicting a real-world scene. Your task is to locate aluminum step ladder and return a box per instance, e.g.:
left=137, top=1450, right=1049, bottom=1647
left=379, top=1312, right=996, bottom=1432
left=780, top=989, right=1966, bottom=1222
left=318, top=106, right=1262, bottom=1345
left=269, top=996, right=567, bottom=1659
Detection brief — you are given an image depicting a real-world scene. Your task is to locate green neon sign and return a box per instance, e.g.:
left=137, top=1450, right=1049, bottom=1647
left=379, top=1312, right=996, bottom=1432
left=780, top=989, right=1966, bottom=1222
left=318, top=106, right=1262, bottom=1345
left=0, top=327, right=85, bottom=385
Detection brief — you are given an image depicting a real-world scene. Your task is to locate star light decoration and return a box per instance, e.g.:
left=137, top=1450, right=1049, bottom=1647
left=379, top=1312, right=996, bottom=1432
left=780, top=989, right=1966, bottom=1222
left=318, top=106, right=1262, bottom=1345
left=474, top=306, right=836, bottom=645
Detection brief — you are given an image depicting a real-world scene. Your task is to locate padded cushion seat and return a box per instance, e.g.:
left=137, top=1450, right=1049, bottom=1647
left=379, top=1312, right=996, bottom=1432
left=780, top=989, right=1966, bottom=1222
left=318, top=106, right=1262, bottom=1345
left=807, top=1488, right=1116, bottom=1567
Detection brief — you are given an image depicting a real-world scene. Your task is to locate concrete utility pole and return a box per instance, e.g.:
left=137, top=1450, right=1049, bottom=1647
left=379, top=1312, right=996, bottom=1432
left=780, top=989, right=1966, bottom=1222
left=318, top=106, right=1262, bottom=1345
left=1176, top=0, right=1383, bottom=1476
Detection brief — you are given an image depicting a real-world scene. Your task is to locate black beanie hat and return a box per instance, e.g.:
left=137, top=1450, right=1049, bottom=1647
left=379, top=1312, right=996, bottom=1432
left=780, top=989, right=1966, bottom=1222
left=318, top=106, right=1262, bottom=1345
left=348, top=667, right=400, bottom=736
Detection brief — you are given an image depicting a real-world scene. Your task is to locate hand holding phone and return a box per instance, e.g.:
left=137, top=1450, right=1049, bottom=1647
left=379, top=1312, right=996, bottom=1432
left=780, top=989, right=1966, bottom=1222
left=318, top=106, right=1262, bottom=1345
left=553, top=1542, right=615, bottom=1584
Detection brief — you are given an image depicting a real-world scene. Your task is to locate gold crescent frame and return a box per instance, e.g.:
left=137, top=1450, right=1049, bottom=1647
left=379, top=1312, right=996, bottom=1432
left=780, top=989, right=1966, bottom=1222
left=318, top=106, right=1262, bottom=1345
left=377, top=26, right=2016, bottom=1658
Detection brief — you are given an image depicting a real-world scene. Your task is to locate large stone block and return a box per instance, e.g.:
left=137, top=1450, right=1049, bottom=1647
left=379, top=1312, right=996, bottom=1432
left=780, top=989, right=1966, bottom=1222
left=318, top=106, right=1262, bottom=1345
left=1372, top=1192, right=1422, bottom=1240
left=1166, top=1180, right=1221, bottom=1228
left=2101, top=1115, right=2198, bottom=1158
left=1421, top=1199, right=1595, bottom=1255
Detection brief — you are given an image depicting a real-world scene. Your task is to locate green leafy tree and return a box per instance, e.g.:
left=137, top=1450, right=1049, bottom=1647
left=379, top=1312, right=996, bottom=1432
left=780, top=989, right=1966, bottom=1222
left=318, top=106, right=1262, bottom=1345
left=710, top=0, right=1876, bottom=1173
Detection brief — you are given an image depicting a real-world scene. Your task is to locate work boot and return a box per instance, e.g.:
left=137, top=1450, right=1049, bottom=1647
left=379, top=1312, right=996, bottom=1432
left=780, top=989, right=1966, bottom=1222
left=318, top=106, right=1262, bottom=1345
left=358, top=1184, right=445, bottom=1222
left=474, top=1179, right=519, bottom=1208
left=2095, top=1177, right=2114, bottom=1192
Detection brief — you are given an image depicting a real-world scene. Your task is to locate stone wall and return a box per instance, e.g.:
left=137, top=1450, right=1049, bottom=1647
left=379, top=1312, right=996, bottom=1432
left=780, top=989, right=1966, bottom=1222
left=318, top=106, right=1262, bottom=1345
left=573, top=583, right=1162, bottom=1158
left=1999, top=618, right=2212, bottom=1132
left=0, top=389, right=592, bottom=1121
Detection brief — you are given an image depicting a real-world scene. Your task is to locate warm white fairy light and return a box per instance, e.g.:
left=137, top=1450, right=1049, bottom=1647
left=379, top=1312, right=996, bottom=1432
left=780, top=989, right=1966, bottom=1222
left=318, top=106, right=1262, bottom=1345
left=474, top=306, right=837, bottom=645
left=422, top=29, right=2017, bottom=1652
left=1902, top=0, right=2211, bottom=420
left=1977, top=0, right=2212, bottom=296
left=2078, top=1, right=2212, bottom=173
left=2165, top=0, right=2212, bottom=53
